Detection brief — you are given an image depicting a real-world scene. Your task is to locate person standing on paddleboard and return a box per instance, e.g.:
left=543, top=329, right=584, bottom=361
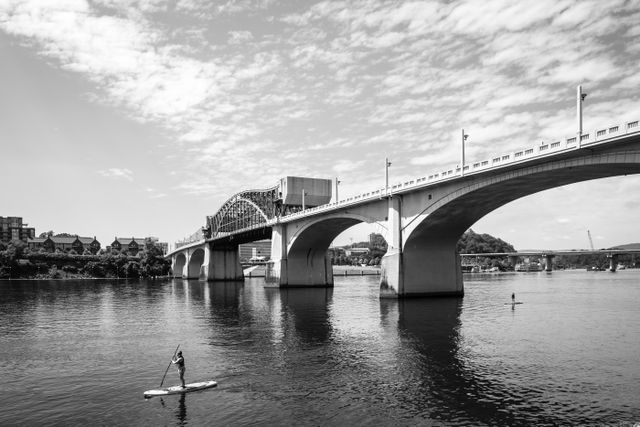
left=172, top=351, right=186, bottom=388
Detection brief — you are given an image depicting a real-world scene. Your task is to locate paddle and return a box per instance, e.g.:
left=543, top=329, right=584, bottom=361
left=159, top=344, right=180, bottom=387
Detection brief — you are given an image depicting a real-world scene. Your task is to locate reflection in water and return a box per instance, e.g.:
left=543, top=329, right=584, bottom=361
left=397, top=298, right=567, bottom=426
left=176, top=393, right=187, bottom=425
left=279, top=288, right=333, bottom=345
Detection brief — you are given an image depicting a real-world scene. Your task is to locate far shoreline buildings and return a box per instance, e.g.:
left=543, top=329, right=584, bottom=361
left=1, top=215, right=167, bottom=255
left=0, top=216, right=35, bottom=244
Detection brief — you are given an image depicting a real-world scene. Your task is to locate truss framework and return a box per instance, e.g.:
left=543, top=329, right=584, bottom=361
left=206, top=187, right=280, bottom=238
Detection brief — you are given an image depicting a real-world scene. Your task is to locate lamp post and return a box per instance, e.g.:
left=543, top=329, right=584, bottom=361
left=577, top=85, right=587, bottom=147
left=335, top=177, right=341, bottom=203
left=302, top=189, right=307, bottom=210
left=385, top=157, right=392, bottom=197
left=461, top=129, right=469, bottom=176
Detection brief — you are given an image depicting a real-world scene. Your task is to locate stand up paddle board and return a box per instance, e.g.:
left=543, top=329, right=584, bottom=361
left=504, top=302, right=523, bottom=305
left=144, top=380, right=217, bottom=398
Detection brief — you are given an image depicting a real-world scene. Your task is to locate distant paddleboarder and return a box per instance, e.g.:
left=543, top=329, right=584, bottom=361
left=172, top=351, right=186, bottom=388
left=512, top=292, right=515, bottom=303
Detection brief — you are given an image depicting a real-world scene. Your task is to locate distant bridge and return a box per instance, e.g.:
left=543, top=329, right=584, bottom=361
left=168, top=118, right=640, bottom=298
left=461, top=249, right=640, bottom=271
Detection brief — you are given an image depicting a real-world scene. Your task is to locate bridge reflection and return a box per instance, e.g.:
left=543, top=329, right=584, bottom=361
left=394, top=298, right=560, bottom=425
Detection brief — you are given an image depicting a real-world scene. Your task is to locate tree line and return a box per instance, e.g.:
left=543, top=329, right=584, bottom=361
left=0, top=240, right=171, bottom=279
left=330, top=230, right=517, bottom=268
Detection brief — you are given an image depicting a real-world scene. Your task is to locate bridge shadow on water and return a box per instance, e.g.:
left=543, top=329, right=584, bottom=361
left=389, top=298, right=563, bottom=426
left=274, top=287, right=334, bottom=345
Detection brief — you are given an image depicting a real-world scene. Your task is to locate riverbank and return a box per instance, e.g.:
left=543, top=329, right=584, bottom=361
left=244, top=264, right=381, bottom=277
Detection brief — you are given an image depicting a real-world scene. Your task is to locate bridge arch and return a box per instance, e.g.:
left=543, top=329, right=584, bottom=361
left=395, top=147, right=640, bottom=296
left=188, top=248, right=205, bottom=279
left=288, top=212, right=387, bottom=251
left=269, top=210, right=388, bottom=287
left=172, top=253, right=186, bottom=278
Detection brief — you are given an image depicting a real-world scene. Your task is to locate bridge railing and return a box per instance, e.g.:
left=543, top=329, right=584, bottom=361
left=187, top=118, right=640, bottom=230
left=276, top=119, right=640, bottom=222
left=175, top=227, right=205, bottom=248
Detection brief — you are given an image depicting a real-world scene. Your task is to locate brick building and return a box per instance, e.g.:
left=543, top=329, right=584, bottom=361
left=28, top=235, right=101, bottom=254
left=110, top=237, right=147, bottom=255
left=110, top=237, right=168, bottom=256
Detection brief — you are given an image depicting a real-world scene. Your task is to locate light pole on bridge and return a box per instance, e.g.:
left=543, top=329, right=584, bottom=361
left=461, top=130, right=469, bottom=176
left=385, top=157, right=392, bottom=197
left=577, top=85, right=587, bottom=147
left=335, top=177, right=340, bottom=203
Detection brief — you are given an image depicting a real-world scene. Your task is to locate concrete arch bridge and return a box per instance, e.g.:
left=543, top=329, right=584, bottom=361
left=168, top=119, right=640, bottom=298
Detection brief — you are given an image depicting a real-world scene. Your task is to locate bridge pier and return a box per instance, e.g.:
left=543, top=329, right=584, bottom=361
left=266, top=224, right=334, bottom=288
left=171, top=252, right=187, bottom=278
left=608, top=254, right=618, bottom=272
left=381, top=196, right=464, bottom=298
left=544, top=254, right=555, bottom=272
left=203, top=243, right=244, bottom=281
left=380, top=197, right=403, bottom=297
left=508, top=255, right=519, bottom=268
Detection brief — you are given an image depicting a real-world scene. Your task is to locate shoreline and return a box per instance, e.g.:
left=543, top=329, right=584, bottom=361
left=244, top=265, right=381, bottom=278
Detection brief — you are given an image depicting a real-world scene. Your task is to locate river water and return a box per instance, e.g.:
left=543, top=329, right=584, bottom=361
left=1, top=270, right=639, bottom=426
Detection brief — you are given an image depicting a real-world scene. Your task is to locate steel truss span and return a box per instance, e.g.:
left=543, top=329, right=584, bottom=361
left=206, top=187, right=279, bottom=238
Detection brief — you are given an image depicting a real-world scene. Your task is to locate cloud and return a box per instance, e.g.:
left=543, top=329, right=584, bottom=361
left=228, top=30, right=253, bottom=44
left=333, top=159, right=366, bottom=173
left=99, top=168, right=134, bottom=181
left=2, top=0, right=640, bottom=248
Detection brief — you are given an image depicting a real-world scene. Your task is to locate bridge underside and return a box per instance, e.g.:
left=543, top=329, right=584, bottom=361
left=381, top=154, right=640, bottom=297
left=267, top=218, right=361, bottom=288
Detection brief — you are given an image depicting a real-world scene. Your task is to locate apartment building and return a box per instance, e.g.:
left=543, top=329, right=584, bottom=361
left=0, top=216, right=36, bottom=245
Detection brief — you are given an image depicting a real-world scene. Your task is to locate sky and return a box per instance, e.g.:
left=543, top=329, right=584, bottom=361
left=1, top=0, right=639, bottom=251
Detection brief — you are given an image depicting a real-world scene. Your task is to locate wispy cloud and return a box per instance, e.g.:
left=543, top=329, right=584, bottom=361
left=2, top=0, right=639, bottom=246
left=99, top=168, right=134, bottom=181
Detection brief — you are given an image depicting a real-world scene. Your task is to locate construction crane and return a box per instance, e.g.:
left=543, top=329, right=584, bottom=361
left=587, top=230, right=595, bottom=250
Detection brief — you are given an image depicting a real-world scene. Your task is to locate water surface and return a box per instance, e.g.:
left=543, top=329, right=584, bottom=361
left=1, top=270, right=639, bottom=425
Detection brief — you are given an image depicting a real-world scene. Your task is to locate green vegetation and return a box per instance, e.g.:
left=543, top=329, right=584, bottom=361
left=553, top=251, right=639, bottom=270
left=456, top=229, right=515, bottom=254
left=330, top=229, right=516, bottom=267
left=0, top=241, right=171, bottom=279
left=457, top=229, right=517, bottom=271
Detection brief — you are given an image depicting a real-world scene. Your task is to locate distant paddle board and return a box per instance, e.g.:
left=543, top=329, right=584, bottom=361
left=144, top=380, right=217, bottom=398
left=505, top=302, right=523, bottom=305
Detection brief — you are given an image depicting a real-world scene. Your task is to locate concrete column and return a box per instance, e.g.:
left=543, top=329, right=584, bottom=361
left=209, top=245, right=244, bottom=281
left=201, top=243, right=214, bottom=280
left=402, top=238, right=463, bottom=297
left=608, top=254, right=618, bottom=272
left=508, top=255, right=519, bottom=268
left=544, top=254, right=554, bottom=272
left=380, top=196, right=403, bottom=297
left=267, top=223, right=334, bottom=288
left=171, top=253, right=187, bottom=278
left=186, top=247, right=205, bottom=279
left=266, top=224, right=288, bottom=285
left=381, top=196, right=464, bottom=298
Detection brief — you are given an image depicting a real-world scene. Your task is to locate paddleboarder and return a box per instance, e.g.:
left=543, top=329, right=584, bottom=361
left=172, top=351, right=186, bottom=388
left=512, top=292, right=515, bottom=303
